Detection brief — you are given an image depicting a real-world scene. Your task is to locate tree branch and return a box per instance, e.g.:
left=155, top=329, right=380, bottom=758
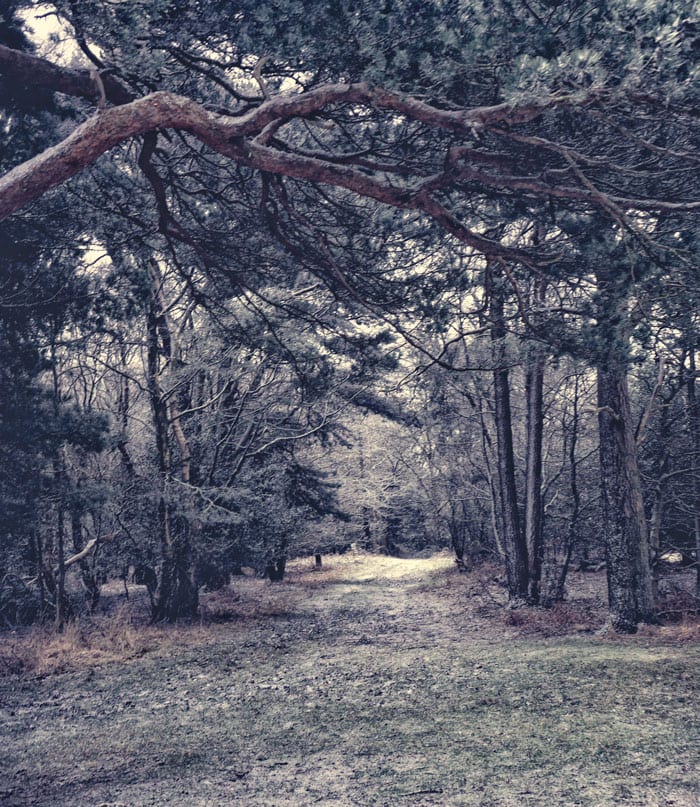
left=58, top=538, right=98, bottom=572
left=0, top=43, right=132, bottom=105
left=1, top=43, right=698, bottom=252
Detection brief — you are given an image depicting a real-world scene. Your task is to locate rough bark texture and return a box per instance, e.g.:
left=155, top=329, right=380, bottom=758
left=597, top=362, right=656, bottom=632
left=0, top=43, right=133, bottom=105
left=146, top=271, right=198, bottom=622
left=0, top=86, right=533, bottom=261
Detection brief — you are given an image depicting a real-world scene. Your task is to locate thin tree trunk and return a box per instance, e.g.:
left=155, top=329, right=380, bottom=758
left=115, top=339, right=137, bottom=476
left=71, top=505, right=100, bottom=612
left=477, top=405, right=504, bottom=558
left=685, top=347, right=700, bottom=598
left=648, top=482, right=664, bottom=603
left=647, top=395, right=670, bottom=602
left=550, top=373, right=582, bottom=604
left=357, top=429, right=374, bottom=549
left=33, top=529, right=46, bottom=617
left=490, top=274, right=528, bottom=603
left=146, top=263, right=198, bottom=622
left=524, top=343, right=545, bottom=603
left=50, top=338, right=67, bottom=631
left=553, top=473, right=578, bottom=604
left=54, top=499, right=66, bottom=632
left=523, top=277, right=547, bottom=603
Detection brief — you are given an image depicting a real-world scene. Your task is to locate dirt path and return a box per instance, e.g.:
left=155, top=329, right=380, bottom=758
left=283, top=553, right=487, bottom=645
left=1, top=552, right=698, bottom=806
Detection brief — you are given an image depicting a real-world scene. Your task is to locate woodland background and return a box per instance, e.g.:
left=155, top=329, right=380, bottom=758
left=0, top=0, right=699, bottom=632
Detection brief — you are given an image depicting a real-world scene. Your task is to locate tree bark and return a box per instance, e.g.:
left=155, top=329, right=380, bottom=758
left=556, top=386, right=580, bottom=603
left=597, top=361, right=656, bottom=632
left=685, top=346, right=700, bottom=598
left=523, top=277, right=547, bottom=603
left=524, top=343, right=545, bottom=603
left=490, top=274, right=528, bottom=603
left=0, top=43, right=637, bottom=274
left=32, top=529, right=46, bottom=617
left=50, top=339, right=68, bottom=632
left=146, top=263, right=198, bottom=622
left=647, top=393, right=671, bottom=603
left=54, top=496, right=66, bottom=632
left=476, top=404, right=504, bottom=558
left=70, top=507, right=100, bottom=613
left=592, top=249, right=656, bottom=632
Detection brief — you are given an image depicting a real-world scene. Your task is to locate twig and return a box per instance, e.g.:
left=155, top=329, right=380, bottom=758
left=253, top=55, right=271, bottom=99
left=401, top=787, right=444, bottom=797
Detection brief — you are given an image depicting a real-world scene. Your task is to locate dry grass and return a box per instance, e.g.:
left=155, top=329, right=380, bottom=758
left=1, top=553, right=699, bottom=806
left=2, top=554, right=698, bottom=678
left=0, top=605, right=158, bottom=677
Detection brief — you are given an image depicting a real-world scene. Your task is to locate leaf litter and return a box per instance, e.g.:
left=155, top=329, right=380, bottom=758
left=0, top=551, right=698, bottom=806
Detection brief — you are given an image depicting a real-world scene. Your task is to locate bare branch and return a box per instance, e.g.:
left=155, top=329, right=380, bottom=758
left=58, top=538, right=98, bottom=572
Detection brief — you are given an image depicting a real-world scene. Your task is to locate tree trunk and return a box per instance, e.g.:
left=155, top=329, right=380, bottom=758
left=266, top=557, right=287, bottom=581
left=593, top=250, right=655, bottom=633
left=597, top=361, right=656, bottom=632
left=357, top=429, right=374, bottom=550
left=490, top=274, right=528, bottom=603
left=685, top=346, right=700, bottom=598
left=32, top=529, right=47, bottom=618
left=477, top=404, right=505, bottom=558
left=54, top=500, right=66, bottom=632
left=50, top=340, right=68, bottom=631
left=523, top=277, right=547, bottom=603
left=146, top=264, right=198, bottom=622
left=115, top=339, right=137, bottom=476
left=648, top=481, right=664, bottom=603
left=524, top=343, right=545, bottom=603
left=384, top=509, right=401, bottom=557
left=541, top=373, right=581, bottom=606
left=647, top=394, right=670, bottom=603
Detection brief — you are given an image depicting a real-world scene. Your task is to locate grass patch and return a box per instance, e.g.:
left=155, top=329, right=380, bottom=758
left=0, top=603, right=173, bottom=679
left=1, top=555, right=698, bottom=805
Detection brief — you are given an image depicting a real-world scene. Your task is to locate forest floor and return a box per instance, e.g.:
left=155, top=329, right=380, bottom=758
left=0, top=551, right=699, bottom=806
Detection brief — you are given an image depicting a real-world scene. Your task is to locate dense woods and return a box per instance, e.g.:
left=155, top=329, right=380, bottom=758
left=1, top=0, right=699, bottom=632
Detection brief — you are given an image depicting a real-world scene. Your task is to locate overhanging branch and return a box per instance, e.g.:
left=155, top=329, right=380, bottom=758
left=1, top=43, right=698, bottom=258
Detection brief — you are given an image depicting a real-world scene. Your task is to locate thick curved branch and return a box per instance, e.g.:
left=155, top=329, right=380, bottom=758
left=0, top=82, right=560, bottom=224
left=1, top=44, right=698, bottom=248
left=0, top=43, right=132, bottom=105
left=0, top=92, right=227, bottom=220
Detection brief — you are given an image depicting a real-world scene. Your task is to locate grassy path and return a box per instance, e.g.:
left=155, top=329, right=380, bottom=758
left=1, top=554, right=698, bottom=805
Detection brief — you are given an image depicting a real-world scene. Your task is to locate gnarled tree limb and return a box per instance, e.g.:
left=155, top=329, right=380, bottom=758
left=1, top=43, right=698, bottom=258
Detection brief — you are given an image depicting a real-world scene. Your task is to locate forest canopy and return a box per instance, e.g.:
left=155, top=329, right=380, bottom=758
left=0, top=0, right=699, bottom=631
